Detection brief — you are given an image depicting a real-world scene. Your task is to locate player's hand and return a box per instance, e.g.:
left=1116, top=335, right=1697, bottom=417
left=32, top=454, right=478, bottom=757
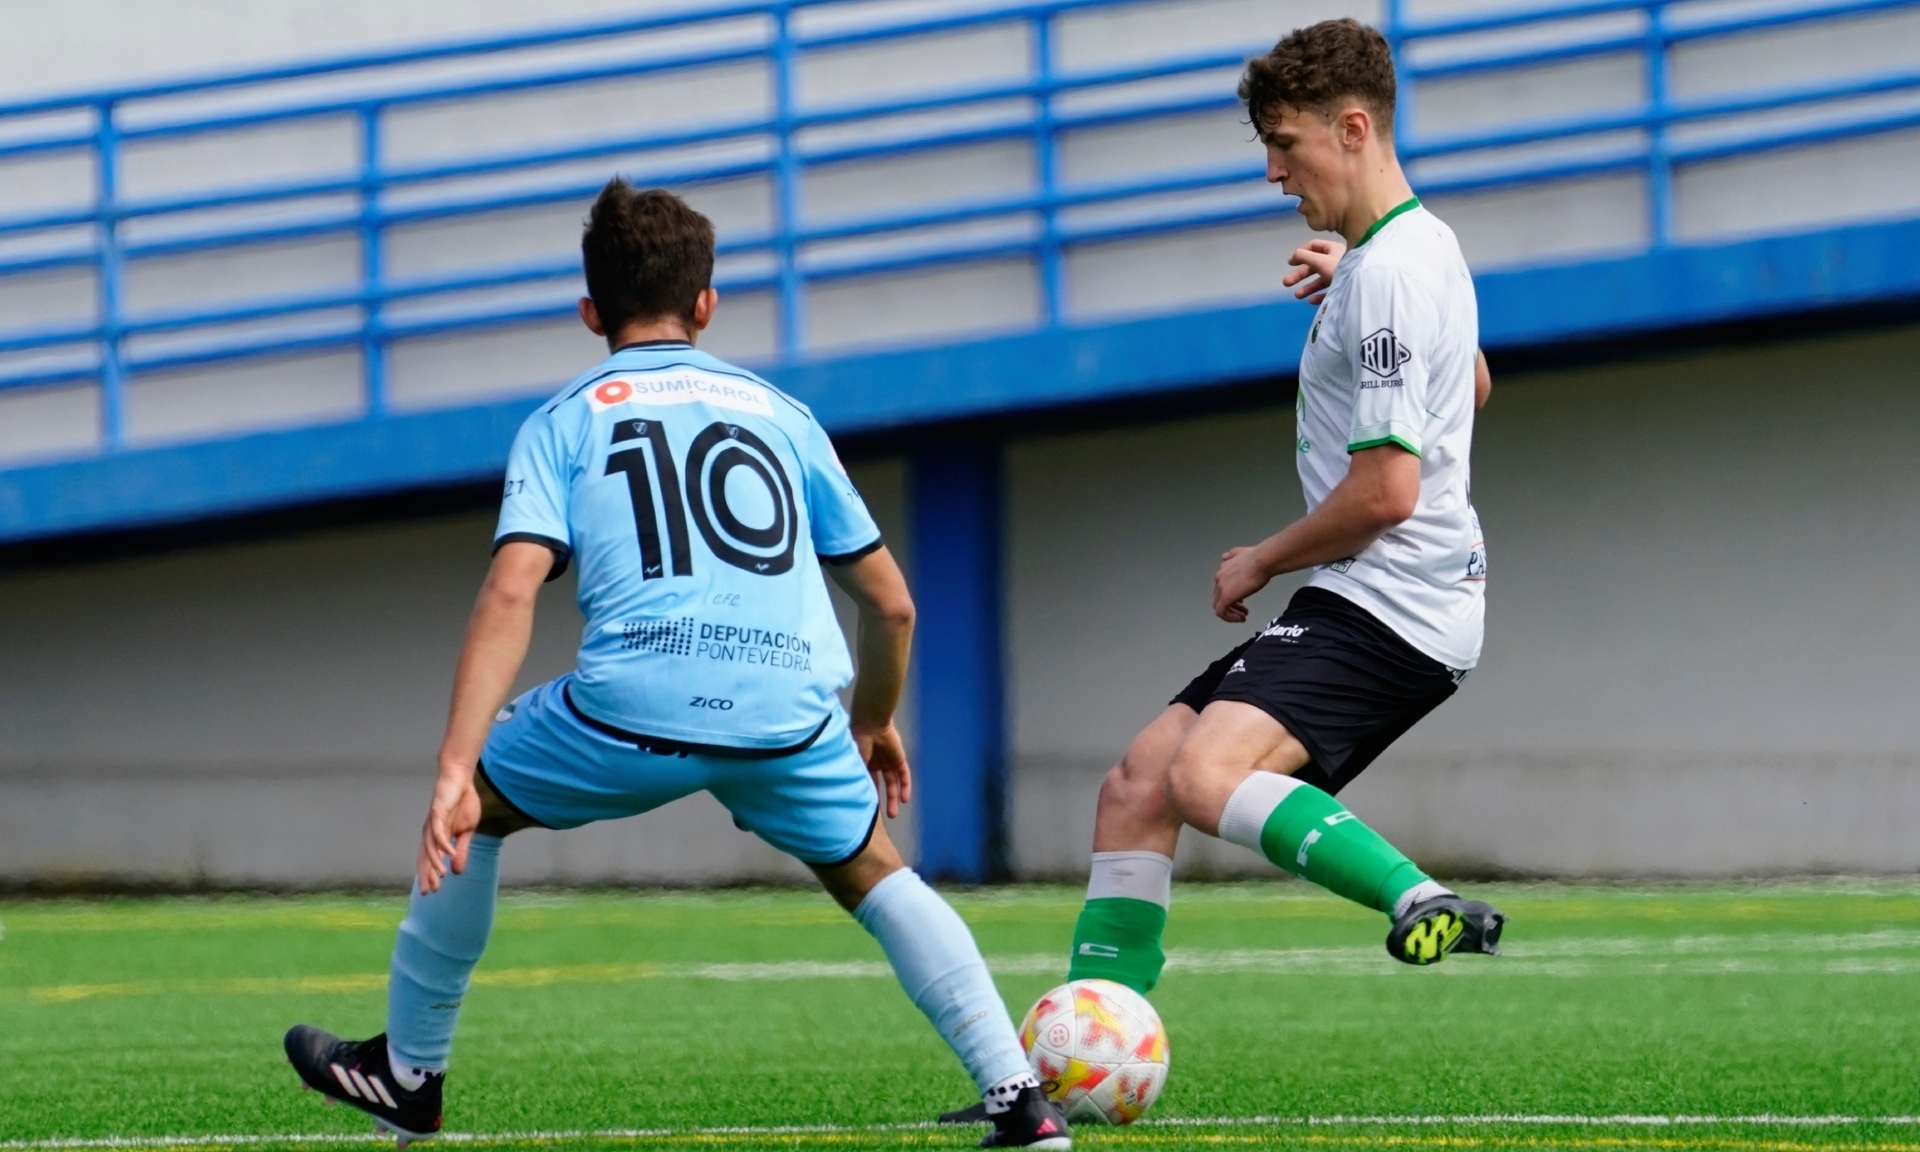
left=1213, top=545, right=1271, bottom=623
left=416, top=767, right=482, bottom=895
left=853, top=721, right=912, bottom=819
left=1283, top=238, right=1345, bottom=304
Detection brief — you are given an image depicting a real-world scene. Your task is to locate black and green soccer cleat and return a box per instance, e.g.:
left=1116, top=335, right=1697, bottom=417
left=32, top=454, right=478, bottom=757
left=1387, top=894, right=1506, bottom=965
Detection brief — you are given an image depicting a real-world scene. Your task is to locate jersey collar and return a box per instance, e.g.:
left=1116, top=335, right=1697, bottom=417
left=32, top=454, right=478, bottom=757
left=613, top=339, right=694, bottom=352
left=1354, top=196, right=1421, bottom=249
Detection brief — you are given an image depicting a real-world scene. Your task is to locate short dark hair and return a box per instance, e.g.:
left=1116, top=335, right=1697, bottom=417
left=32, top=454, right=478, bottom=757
left=1238, top=18, right=1397, bottom=138
left=581, top=179, right=715, bottom=332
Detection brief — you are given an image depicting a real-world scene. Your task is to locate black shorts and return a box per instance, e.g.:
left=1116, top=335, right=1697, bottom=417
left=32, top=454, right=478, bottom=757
left=1171, top=587, right=1462, bottom=796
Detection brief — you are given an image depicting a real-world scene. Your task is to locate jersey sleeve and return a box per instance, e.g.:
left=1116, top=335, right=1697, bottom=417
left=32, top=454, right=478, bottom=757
left=801, top=418, right=883, bottom=564
left=1345, top=265, right=1439, bottom=458
left=494, top=407, right=576, bottom=580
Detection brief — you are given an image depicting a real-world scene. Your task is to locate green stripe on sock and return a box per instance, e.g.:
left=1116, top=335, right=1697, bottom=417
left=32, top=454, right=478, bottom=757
left=1257, top=783, right=1430, bottom=915
left=1066, top=896, right=1167, bottom=994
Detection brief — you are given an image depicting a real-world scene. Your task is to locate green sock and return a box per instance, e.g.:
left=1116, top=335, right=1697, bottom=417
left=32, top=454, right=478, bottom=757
left=1067, top=897, right=1168, bottom=993
left=1217, top=773, right=1430, bottom=915
left=1065, top=850, right=1175, bottom=993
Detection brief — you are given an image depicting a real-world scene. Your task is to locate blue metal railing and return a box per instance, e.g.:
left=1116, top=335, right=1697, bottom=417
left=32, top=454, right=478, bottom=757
left=1, top=0, right=1916, bottom=455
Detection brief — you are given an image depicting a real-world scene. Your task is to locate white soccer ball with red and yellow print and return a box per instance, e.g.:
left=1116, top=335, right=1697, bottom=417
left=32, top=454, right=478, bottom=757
left=1018, top=978, right=1169, bottom=1125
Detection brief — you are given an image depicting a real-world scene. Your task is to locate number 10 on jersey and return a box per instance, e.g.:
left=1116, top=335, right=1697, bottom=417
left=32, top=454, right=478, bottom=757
left=605, top=418, right=799, bottom=579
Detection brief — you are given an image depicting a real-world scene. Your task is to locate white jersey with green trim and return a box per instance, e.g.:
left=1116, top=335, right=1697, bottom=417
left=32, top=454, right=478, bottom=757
left=1295, top=199, right=1485, bottom=669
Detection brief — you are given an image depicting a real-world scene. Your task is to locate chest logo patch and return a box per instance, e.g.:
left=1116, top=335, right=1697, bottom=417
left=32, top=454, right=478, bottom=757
left=1359, top=328, right=1410, bottom=377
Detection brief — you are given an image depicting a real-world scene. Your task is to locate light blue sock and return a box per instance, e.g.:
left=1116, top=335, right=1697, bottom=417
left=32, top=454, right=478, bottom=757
left=386, top=834, right=501, bottom=1072
left=853, top=868, right=1032, bottom=1094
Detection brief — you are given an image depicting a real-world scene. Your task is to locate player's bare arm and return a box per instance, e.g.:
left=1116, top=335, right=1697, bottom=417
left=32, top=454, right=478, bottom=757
left=824, top=545, right=916, bottom=818
left=417, top=540, right=553, bottom=893
left=1212, top=443, right=1419, bottom=621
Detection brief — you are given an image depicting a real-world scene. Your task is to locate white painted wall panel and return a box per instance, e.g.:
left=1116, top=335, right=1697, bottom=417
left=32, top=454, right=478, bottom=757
left=804, top=258, right=1041, bottom=351
left=1065, top=217, right=1314, bottom=320
left=0, top=385, right=100, bottom=465
left=118, top=117, right=359, bottom=203
left=1423, top=173, right=1648, bottom=269
left=124, top=350, right=365, bottom=446
left=1668, top=7, right=1920, bottom=103
left=1405, top=53, right=1645, bottom=141
left=382, top=63, right=773, bottom=170
left=386, top=320, right=604, bottom=412
left=122, top=237, right=362, bottom=317
left=1674, top=125, right=1920, bottom=241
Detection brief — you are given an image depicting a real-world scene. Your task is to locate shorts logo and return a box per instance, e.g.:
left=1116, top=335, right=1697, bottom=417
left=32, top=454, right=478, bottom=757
left=1359, top=328, right=1410, bottom=377
left=1226, top=659, right=1247, bottom=675
left=1261, top=622, right=1308, bottom=642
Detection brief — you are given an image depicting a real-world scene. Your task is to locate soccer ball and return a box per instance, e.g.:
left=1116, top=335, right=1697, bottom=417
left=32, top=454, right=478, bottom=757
left=1017, top=978, right=1169, bottom=1125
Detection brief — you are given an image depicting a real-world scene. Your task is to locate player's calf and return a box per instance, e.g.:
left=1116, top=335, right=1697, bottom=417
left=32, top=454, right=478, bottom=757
left=1065, top=707, right=1191, bottom=995
left=820, top=825, right=1068, bottom=1145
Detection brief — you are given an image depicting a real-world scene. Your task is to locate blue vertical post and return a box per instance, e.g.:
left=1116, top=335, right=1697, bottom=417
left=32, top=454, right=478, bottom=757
left=771, top=4, right=805, bottom=358
left=1644, top=1, right=1673, bottom=247
left=1032, top=12, right=1063, bottom=325
left=94, top=99, right=126, bottom=451
left=909, top=440, right=1006, bottom=884
left=1384, top=0, right=1412, bottom=142
left=359, top=103, right=387, bottom=417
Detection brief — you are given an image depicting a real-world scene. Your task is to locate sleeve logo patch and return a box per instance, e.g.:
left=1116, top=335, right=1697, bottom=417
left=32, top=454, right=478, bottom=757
left=587, top=371, right=775, bottom=417
left=1359, top=328, right=1410, bottom=377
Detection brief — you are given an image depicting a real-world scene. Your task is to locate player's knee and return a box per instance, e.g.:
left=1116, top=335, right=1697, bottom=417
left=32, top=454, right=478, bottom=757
left=1164, top=752, right=1223, bottom=832
left=1098, top=756, right=1162, bottom=819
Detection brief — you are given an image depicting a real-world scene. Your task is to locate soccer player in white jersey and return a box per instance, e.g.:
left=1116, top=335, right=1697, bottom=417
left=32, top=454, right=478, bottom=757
left=1058, top=18, right=1507, bottom=996
left=282, top=182, right=1071, bottom=1150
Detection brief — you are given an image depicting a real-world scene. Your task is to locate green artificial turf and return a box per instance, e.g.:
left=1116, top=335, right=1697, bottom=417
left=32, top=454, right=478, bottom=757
left=3, top=881, right=1918, bottom=1150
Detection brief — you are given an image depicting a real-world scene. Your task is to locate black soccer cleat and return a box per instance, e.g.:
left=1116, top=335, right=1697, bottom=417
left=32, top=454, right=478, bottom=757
left=940, top=1101, right=990, bottom=1124
left=951, top=1085, right=1070, bottom=1149
left=1387, top=893, right=1505, bottom=965
left=285, top=1025, right=442, bottom=1146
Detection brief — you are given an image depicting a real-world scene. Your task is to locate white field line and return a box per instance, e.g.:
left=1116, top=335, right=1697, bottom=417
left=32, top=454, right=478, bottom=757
left=7, top=1115, right=1920, bottom=1150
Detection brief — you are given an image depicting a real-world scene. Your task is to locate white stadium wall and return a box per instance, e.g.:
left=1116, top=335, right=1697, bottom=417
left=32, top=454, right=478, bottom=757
left=4, top=325, right=1918, bottom=884
left=5, top=0, right=1920, bottom=458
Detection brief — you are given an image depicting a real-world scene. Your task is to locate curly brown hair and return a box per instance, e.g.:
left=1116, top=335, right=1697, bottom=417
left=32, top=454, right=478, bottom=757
left=1238, top=18, right=1397, bottom=139
left=582, top=179, right=715, bottom=331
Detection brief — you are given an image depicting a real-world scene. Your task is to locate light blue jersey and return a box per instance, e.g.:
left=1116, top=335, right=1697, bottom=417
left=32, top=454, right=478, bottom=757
left=495, top=340, right=880, bottom=751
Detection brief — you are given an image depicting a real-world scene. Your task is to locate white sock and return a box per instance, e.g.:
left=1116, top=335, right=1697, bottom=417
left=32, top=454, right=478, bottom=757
left=386, top=1050, right=428, bottom=1092
left=984, top=1071, right=1040, bottom=1115
left=1215, top=772, right=1305, bottom=852
left=1086, top=850, right=1172, bottom=908
left=852, top=869, right=1033, bottom=1094
left=1393, top=879, right=1456, bottom=919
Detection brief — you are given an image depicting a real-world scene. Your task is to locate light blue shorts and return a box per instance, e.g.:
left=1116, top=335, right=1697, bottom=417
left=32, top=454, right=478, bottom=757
left=479, top=676, right=880, bottom=866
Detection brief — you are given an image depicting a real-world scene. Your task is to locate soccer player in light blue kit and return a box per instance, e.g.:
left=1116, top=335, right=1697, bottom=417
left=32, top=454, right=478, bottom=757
left=284, top=181, right=1070, bottom=1150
